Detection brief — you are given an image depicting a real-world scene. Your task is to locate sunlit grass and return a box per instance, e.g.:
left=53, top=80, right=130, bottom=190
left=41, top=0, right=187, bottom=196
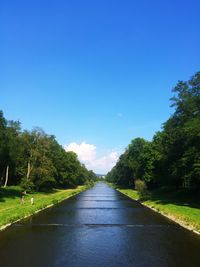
left=117, top=187, right=200, bottom=233
left=0, top=186, right=86, bottom=229
left=117, top=188, right=139, bottom=200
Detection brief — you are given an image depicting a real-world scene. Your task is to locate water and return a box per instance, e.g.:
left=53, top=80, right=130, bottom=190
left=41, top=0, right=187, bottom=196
left=0, top=182, right=200, bottom=267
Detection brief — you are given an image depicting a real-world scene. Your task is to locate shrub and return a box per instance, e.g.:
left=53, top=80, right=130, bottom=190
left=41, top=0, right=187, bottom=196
left=84, top=180, right=95, bottom=188
left=134, top=179, right=149, bottom=200
left=20, top=178, right=34, bottom=194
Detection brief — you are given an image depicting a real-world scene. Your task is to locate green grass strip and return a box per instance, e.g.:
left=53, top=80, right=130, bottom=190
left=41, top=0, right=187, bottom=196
left=0, top=186, right=86, bottom=230
left=117, top=188, right=200, bottom=235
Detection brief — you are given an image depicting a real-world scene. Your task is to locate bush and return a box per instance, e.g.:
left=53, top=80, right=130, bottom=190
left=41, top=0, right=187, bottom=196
left=20, top=178, right=34, bottom=194
left=84, top=179, right=95, bottom=188
left=134, top=179, right=149, bottom=200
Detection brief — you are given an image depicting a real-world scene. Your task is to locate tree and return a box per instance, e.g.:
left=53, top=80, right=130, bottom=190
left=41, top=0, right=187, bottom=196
left=0, top=111, right=7, bottom=185
left=107, top=71, right=200, bottom=191
left=2, top=120, right=21, bottom=187
left=0, top=111, right=96, bottom=191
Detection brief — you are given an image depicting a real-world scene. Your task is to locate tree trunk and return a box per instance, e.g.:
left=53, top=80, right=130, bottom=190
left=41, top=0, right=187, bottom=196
left=3, top=165, right=9, bottom=188
left=27, top=161, right=31, bottom=180
left=24, top=161, right=32, bottom=195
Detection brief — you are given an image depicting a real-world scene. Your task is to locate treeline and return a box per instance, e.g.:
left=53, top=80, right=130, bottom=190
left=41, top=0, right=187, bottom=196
left=107, top=71, right=200, bottom=191
left=0, top=113, right=97, bottom=191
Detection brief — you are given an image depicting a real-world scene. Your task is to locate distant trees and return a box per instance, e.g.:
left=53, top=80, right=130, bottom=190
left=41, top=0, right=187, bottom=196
left=107, top=71, right=200, bottom=191
left=0, top=111, right=7, bottom=185
left=0, top=113, right=97, bottom=191
left=3, top=120, right=21, bottom=187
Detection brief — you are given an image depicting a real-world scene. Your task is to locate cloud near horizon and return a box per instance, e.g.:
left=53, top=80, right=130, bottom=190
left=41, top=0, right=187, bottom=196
left=64, top=142, right=119, bottom=174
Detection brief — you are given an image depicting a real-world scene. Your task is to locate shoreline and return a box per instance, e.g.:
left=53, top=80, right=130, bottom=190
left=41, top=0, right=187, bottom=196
left=0, top=187, right=86, bottom=232
left=117, top=189, right=200, bottom=236
left=142, top=202, right=200, bottom=236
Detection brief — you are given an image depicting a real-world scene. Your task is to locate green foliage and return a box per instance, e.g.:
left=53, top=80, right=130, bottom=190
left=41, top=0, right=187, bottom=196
left=20, top=177, right=34, bottom=193
left=106, top=71, right=200, bottom=191
left=134, top=179, right=149, bottom=200
left=0, top=111, right=96, bottom=191
left=84, top=179, right=95, bottom=188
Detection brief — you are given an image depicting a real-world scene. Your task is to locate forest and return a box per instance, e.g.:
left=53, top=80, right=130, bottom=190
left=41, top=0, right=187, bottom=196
left=0, top=115, right=97, bottom=192
left=106, top=71, right=200, bottom=191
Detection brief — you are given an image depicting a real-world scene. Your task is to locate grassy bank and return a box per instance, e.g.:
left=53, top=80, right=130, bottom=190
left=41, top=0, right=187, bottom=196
left=0, top=185, right=86, bottom=230
left=117, top=187, right=200, bottom=234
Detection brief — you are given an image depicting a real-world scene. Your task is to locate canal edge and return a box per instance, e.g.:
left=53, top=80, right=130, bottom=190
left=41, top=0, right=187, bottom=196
left=116, top=189, right=200, bottom=236
left=0, top=187, right=87, bottom=232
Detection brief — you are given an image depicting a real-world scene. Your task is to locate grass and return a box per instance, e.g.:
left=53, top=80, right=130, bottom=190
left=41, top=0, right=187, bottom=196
left=117, top=188, right=139, bottom=200
left=0, top=185, right=86, bottom=230
left=117, top=187, right=200, bottom=234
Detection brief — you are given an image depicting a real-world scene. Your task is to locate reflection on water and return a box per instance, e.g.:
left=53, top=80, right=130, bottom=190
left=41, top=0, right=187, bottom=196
left=0, top=182, right=200, bottom=267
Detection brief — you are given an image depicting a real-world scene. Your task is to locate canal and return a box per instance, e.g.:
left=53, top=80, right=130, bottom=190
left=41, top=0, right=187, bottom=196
left=0, top=182, right=200, bottom=267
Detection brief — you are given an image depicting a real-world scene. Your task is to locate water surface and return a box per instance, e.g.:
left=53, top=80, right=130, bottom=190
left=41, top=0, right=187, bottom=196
left=0, top=182, right=200, bottom=267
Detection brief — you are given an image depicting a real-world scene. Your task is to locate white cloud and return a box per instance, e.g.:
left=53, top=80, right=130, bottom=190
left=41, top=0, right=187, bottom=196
left=64, top=142, right=96, bottom=162
left=64, top=142, right=119, bottom=174
left=87, top=151, right=119, bottom=174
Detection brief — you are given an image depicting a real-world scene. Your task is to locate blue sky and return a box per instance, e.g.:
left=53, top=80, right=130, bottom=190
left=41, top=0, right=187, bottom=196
left=1, top=0, right=200, bottom=173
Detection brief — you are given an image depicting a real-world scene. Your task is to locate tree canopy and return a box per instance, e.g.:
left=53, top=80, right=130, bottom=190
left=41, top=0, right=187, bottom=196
left=0, top=115, right=97, bottom=191
left=107, top=71, right=200, bottom=191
